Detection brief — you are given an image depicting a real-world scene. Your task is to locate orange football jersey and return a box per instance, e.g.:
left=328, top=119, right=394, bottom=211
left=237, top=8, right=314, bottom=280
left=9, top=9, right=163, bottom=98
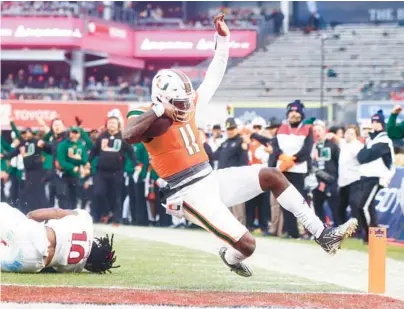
left=127, top=104, right=208, bottom=179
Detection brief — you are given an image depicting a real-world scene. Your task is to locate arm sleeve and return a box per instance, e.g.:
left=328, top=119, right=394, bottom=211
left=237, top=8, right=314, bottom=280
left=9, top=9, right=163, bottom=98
left=10, top=121, right=21, bottom=140
left=387, top=113, right=404, bottom=140
left=333, top=142, right=340, bottom=164
left=236, top=139, right=249, bottom=166
left=41, top=142, right=52, bottom=154
left=88, top=137, right=101, bottom=162
left=57, top=142, right=76, bottom=172
left=213, top=143, right=222, bottom=161
left=203, top=143, right=215, bottom=166
left=80, top=146, right=88, bottom=165
left=124, top=142, right=137, bottom=165
left=357, top=143, right=391, bottom=164
left=43, top=131, right=52, bottom=142
left=250, top=133, right=271, bottom=146
left=196, top=33, right=229, bottom=106
left=2, top=147, right=19, bottom=160
left=239, top=147, right=249, bottom=166
left=268, top=137, right=281, bottom=167
left=79, top=128, right=94, bottom=149
left=294, top=127, right=314, bottom=163
left=1, top=136, right=12, bottom=152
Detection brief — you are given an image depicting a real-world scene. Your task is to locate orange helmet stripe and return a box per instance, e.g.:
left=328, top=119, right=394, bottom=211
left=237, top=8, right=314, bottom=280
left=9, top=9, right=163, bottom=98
left=171, top=69, right=192, bottom=95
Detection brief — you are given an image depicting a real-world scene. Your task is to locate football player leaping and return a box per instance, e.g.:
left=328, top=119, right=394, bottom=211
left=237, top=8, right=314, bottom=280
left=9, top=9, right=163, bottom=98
left=123, top=14, right=357, bottom=277
left=0, top=202, right=119, bottom=273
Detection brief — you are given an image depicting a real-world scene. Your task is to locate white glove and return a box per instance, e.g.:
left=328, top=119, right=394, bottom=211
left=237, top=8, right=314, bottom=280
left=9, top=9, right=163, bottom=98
left=155, top=178, right=168, bottom=188
left=133, top=166, right=142, bottom=183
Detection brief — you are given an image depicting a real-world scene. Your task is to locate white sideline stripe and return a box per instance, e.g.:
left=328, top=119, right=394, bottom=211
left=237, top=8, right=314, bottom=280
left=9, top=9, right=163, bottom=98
left=94, top=225, right=404, bottom=301
left=0, top=283, right=366, bottom=295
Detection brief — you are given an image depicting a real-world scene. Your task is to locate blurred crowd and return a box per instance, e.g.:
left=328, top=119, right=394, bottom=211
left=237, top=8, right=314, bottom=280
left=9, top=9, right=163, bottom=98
left=190, top=5, right=262, bottom=28
left=360, top=80, right=404, bottom=101
left=1, top=100, right=403, bottom=243
left=1, top=1, right=264, bottom=29
left=1, top=68, right=151, bottom=102
left=1, top=1, right=83, bottom=17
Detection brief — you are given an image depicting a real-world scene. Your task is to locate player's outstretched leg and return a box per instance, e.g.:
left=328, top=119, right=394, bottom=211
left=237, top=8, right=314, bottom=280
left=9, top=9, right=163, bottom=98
left=219, top=231, right=255, bottom=277
left=258, top=168, right=358, bottom=255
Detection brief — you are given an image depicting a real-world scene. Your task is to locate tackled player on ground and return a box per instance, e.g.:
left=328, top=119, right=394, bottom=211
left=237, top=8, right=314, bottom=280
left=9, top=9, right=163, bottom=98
left=0, top=202, right=119, bottom=274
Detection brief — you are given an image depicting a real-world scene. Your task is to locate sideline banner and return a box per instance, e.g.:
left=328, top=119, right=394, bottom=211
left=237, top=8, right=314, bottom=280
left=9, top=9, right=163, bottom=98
left=1, top=17, right=134, bottom=57
left=0, top=16, right=82, bottom=47
left=133, top=30, right=257, bottom=58
left=1, top=17, right=256, bottom=59
left=375, top=167, right=404, bottom=242
left=0, top=100, right=129, bottom=130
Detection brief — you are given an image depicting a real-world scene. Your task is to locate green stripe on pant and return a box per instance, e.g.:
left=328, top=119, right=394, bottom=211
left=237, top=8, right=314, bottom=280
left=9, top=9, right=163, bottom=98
left=183, top=202, right=237, bottom=246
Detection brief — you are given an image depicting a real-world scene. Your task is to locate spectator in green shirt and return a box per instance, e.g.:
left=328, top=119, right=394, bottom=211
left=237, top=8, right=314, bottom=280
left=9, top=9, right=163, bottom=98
left=6, top=133, right=24, bottom=208
left=134, top=142, right=170, bottom=227
left=1, top=135, right=12, bottom=202
left=133, top=142, right=150, bottom=226
left=122, top=147, right=136, bottom=225
left=387, top=104, right=404, bottom=140
left=56, top=126, right=88, bottom=209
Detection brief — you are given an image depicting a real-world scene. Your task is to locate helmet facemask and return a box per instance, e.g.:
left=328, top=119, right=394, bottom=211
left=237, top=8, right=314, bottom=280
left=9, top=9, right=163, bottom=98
left=170, top=97, right=194, bottom=122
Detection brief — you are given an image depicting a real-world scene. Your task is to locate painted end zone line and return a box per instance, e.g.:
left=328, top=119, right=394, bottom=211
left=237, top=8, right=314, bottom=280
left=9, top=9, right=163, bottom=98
left=2, top=285, right=404, bottom=309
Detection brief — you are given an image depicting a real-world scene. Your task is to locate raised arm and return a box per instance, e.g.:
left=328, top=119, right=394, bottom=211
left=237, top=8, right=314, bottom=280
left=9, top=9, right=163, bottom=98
left=196, top=14, right=230, bottom=106
left=79, top=127, right=94, bottom=149
left=10, top=119, right=22, bottom=140
left=387, top=105, right=404, bottom=140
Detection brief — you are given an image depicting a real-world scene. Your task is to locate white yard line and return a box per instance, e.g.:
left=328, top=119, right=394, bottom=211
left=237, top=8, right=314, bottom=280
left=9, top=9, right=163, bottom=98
left=95, top=225, right=404, bottom=300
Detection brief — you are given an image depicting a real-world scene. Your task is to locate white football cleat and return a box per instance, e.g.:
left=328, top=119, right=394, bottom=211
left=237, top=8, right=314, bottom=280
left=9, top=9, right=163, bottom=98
left=315, top=218, right=358, bottom=255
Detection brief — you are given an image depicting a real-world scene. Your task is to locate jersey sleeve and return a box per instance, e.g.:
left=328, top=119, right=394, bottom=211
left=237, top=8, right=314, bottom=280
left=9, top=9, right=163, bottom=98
left=127, top=106, right=150, bottom=119
left=196, top=33, right=230, bottom=106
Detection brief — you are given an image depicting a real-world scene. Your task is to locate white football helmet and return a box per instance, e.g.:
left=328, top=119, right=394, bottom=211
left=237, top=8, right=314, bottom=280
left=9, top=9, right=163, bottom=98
left=151, top=69, right=195, bottom=122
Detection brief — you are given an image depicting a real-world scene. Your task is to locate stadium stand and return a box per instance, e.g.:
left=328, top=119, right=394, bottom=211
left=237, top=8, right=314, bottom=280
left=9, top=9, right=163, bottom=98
left=1, top=70, right=151, bottom=102
left=215, top=24, right=404, bottom=102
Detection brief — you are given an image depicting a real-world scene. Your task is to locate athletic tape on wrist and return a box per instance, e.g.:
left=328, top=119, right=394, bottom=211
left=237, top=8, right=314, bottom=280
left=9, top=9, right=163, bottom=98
left=152, top=103, right=164, bottom=117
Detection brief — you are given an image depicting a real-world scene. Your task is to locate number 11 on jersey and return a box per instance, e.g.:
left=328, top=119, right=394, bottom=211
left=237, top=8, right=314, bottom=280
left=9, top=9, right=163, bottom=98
left=179, top=124, right=200, bottom=156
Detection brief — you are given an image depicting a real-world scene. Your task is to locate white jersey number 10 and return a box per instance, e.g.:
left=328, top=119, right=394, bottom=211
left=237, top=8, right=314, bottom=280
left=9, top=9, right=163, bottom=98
left=68, top=231, right=87, bottom=264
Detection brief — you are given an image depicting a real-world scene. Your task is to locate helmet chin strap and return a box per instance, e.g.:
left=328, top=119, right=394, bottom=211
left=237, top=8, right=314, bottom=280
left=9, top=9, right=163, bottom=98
left=173, top=108, right=191, bottom=122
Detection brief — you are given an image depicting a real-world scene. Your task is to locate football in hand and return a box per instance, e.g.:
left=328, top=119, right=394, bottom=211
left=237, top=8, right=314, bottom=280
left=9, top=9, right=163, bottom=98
left=214, top=13, right=229, bottom=36
left=144, top=116, right=173, bottom=138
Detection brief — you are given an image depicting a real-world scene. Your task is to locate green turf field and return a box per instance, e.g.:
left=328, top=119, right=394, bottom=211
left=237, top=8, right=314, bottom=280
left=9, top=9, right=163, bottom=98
left=1, top=236, right=351, bottom=293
